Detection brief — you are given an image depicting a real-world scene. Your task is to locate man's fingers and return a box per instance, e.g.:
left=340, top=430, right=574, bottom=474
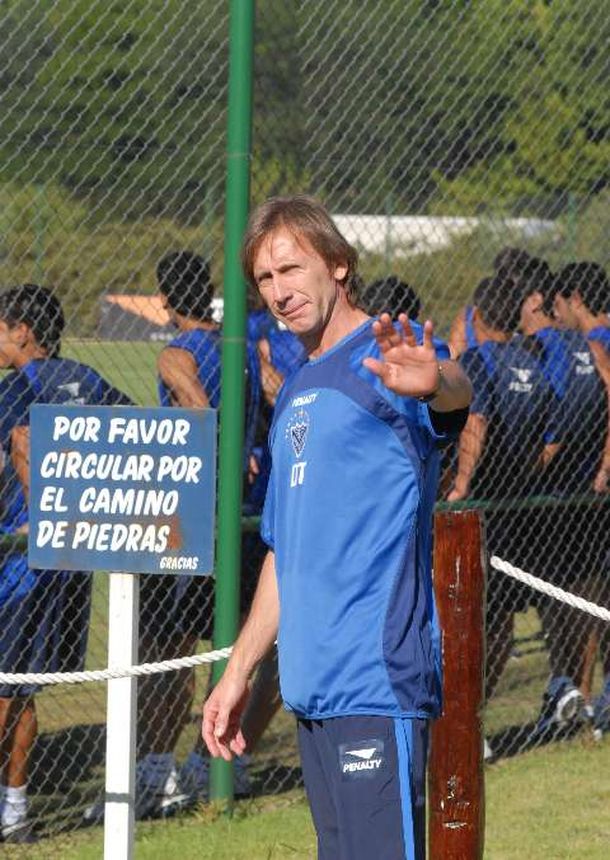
left=202, top=711, right=221, bottom=758
left=362, top=356, right=387, bottom=379
left=398, top=314, right=417, bottom=347
left=421, top=318, right=435, bottom=350
left=229, top=729, right=247, bottom=757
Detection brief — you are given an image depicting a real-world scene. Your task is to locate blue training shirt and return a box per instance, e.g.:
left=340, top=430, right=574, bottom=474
left=158, top=327, right=262, bottom=466
left=247, top=309, right=306, bottom=376
left=529, top=327, right=605, bottom=492
left=460, top=338, right=562, bottom=499
left=464, top=305, right=478, bottom=350
left=261, top=319, right=462, bottom=721
left=0, top=357, right=132, bottom=533
left=0, top=358, right=131, bottom=607
left=587, top=325, right=610, bottom=356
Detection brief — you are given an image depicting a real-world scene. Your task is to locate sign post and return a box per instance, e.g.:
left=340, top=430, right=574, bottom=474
left=28, top=405, right=217, bottom=860
left=104, top=572, right=139, bottom=860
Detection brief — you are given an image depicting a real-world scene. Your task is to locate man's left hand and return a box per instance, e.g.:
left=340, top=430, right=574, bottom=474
left=363, top=314, right=441, bottom=399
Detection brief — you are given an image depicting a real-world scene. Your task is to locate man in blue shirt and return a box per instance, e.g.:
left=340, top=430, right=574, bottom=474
left=448, top=275, right=562, bottom=742
left=0, top=284, right=131, bottom=843
left=122, top=252, right=269, bottom=821
left=202, top=196, right=471, bottom=860
left=517, top=260, right=606, bottom=735
left=552, top=261, right=610, bottom=738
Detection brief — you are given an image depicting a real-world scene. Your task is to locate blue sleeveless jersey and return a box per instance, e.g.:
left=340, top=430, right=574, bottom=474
left=460, top=339, right=561, bottom=499
left=158, top=328, right=222, bottom=409
left=247, top=309, right=305, bottom=376
left=0, top=358, right=131, bottom=606
left=158, top=327, right=262, bottom=462
left=530, top=327, right=605, bottom=491
left=464, top=305, right=478, bottom=350
left=261, top=320, right=461, bottom=721
left=587, top=325, right=610, bottom=356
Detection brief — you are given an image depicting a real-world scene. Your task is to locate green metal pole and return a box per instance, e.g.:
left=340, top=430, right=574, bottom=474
left=210, top=0, right=255, bottom=806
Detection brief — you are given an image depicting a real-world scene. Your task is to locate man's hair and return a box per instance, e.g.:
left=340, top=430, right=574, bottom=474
left=363, top=276, right=421, bottom=320
left=474, top=275, right=522, bottom=334
left=0, top=284, right=65, bottom=357
left=241, top=195, right=362, bottom=303
left=554, top=261, right=609, bottom=315
left=506, top=255, right=555, bottom=314
left=156, top=251, right=214, bottom=320
left=493, top=246, right=533, bottom=280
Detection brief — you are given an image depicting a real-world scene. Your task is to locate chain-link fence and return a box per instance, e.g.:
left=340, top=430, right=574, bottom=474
left=0, top=0, right=608, bottom=850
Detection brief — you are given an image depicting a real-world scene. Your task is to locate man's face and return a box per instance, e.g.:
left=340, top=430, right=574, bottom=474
left=553, top=293, right=578, bottom=329
left=252, top=228, right=348, bottom=339
left=0, top=319, right=24, bottom=369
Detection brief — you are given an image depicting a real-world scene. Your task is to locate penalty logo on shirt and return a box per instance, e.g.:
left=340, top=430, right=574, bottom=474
left=339, top=739, right=385, bottom=781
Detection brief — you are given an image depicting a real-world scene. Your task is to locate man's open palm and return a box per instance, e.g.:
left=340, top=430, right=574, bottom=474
left=363, top=314, right=440, bottom=398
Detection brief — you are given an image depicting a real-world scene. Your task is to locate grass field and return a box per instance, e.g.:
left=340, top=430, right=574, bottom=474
left=5, top=736, right=609, bottom=859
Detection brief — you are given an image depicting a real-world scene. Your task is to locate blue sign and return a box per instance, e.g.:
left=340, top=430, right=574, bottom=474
left=28, top=405, right=216, bottom=575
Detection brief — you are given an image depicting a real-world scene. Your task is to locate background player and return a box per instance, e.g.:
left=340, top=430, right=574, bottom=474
left=552, top=261, right=610, bottom=738
left=361, top=275, right=421, bottom=320
left=0, top=284, right=131, bottom=843
left=517, top=260, right=606, bottom=736
left=447, top=275, right=562, bottom=757
left=107, top=252, right=276, bottom=820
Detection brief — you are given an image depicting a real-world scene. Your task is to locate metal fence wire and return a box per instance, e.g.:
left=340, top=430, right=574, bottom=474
left=0, top=0, right=609, bottom=848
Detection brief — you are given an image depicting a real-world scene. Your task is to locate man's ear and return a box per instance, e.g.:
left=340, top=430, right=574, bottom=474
left=333, top=261, right=349, bottom=283
left=569, top=291, right=584, bottom=309
left=13, top=321, right=30, bottom=348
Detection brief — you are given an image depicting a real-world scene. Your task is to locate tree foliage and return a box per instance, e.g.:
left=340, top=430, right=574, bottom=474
left=0, top=0, right=606, bottom=222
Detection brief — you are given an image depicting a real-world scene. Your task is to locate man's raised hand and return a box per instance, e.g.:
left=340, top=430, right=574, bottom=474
left=363, top=314, right=441, bottom=399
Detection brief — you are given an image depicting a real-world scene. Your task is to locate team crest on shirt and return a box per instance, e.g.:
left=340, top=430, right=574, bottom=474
left=286, top=409, right=310, bottom=459
left=56, top=382, right=85, bottom=404
left=509, top=367, right=533, bottom=392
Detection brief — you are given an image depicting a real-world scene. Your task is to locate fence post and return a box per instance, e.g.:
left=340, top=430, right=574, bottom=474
left=428, top=509, right=486, bottom=860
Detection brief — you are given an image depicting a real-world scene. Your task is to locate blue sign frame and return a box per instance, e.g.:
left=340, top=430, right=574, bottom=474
left=28, top=405, right=216, bottom=575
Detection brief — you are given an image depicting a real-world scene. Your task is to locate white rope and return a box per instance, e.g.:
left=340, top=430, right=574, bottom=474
left=3, top=559, right=607, bottom=687
left=0, top=646, right=233, bottom=686
left=491, top=556, right=610, bottom=622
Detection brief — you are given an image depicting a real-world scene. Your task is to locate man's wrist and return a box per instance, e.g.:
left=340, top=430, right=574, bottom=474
left=418, top=364, right=444, bottom=403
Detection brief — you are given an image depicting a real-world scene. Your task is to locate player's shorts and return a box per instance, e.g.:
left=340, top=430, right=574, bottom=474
left=0, top=554, right=91, bottom=698
left=485, top=508, right=535, bottom=616
left=139, top=530, right=267, bottom=643
left=297, top=714, right=428, bottom=860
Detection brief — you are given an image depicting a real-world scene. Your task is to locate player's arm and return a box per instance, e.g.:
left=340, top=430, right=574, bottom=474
left=589, top=341, right=610, bottom=492
left=10, top=425, right=30, bottom=504
left=258, top=338, right=284, bottom=406
left=157, top=347, right=210, bottom=408
left=447, top=412, right=487, bottom=501
left=202, top=549, right=279, bottom=761
left=363, top=314, right=473, bottom=411
left=447, top=307, right=467, bottom=359
left=541, top=442, right=561, bottom=468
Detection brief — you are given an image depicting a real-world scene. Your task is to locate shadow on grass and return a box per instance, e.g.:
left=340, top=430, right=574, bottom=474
left=488, top=718, right=588, bottom=761
left=27, top=723, right=106, bottom=838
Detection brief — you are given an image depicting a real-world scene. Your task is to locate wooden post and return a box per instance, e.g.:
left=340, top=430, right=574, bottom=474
left=428, top=509, right=486, bottom=860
